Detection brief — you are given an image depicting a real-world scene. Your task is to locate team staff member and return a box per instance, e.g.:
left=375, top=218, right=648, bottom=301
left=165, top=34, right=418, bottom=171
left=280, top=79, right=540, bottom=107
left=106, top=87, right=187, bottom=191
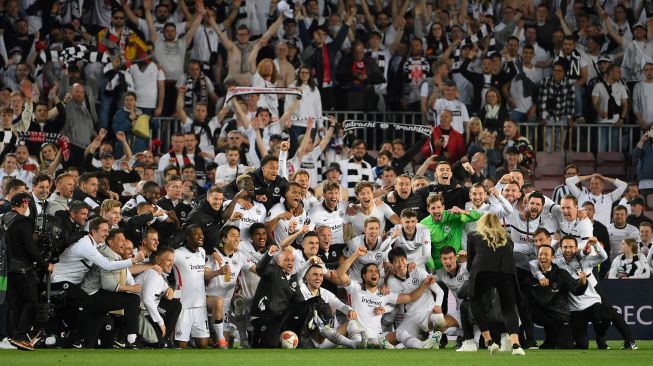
left=6, top=193, right=53, bottom=351
left=530, top=245, right=589, bottom=349
left=466, top=213, right=525, bottom=356
left=224, top=155, right=289, bottom=211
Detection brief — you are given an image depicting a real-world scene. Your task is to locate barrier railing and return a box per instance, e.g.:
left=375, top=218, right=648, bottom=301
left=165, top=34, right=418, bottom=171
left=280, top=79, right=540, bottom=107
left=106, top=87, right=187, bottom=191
left=154, top=112, right=644, bottom=154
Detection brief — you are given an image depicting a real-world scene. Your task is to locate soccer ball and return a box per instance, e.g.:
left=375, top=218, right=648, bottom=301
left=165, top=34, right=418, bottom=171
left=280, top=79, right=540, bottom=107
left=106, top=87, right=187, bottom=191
left=280, top=330, right=299, bottom=349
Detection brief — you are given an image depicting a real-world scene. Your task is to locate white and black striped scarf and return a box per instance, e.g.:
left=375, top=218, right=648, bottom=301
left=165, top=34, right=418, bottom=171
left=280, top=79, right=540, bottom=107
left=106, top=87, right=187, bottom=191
left=183, top=74, right=208, bottom=109
left=34, top=45, right=110, bottom=76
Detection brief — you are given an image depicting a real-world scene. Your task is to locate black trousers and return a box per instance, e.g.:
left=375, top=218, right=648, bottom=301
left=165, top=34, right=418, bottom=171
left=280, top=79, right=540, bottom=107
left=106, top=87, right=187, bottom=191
left=156, top=298, right=182, bottom=346
left=51, top=282, right=139, bottom=348
left=570, top=303, right=606, bottom=349
left=7, top=272, right=39, bottom=341
left=516, top=268, right=536, bottom=343
left=532, top=304, right=575, bottom=349
left=469, top=272, right=520, bottom=335
left=250, top=298, right=320, bottom=348
left=598, top=304, right=634, bottom=344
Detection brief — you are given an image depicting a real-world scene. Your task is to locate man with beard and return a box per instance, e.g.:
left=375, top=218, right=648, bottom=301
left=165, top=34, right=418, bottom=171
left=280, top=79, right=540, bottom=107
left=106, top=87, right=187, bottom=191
left=500, top=180, right=523, bottom=234
left=266, top=182, right=309, bottom=244
left=206, top=225, right=257, bottom=349
left=345, top=182, right=400, bottom=237
left=420, top=194, right=480, bottom=271
left=606, top=206, right=641, bottom=270
left=383, top=174, right=428, bottom=220
left=291, top=170, right=320, bottom=213
left=72, top=172, right=101, bottom=212
left=436, top=246, right=470, bottom=350
left=174, top=225, right=222, bottom=349
left=383, top=247, right=445, bottom=349
left=157, top=175, right=192, bottom=242
left=553, top=195, right=594, bottom=248
left=233, top=223, right=269, bottom=349
left=339, top=140, right=374, bottom=202
left=386, top=209, right=432, bottom=270
left=530, top=235, right=635, bottom=350
left=414, top=161, right=471, bottom=210
left=529, top=245, right=588, bottom=349
left=337, top=246, right=436, bottom=348
left=315, top=226, right=344, bottom=294
left=122, top=202, right=167, bottom=249
left=309, top=181, right=349, bottom=245
left=222, top=175, right=267, bottom=235
left=342, top=217, right=393, bottom=283
left=224, top=155, right=289, bottom=211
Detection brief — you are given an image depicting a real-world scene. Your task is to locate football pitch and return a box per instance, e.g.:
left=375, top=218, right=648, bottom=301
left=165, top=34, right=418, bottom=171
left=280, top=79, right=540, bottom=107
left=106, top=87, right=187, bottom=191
left=1, top=341, right=652, bottom=366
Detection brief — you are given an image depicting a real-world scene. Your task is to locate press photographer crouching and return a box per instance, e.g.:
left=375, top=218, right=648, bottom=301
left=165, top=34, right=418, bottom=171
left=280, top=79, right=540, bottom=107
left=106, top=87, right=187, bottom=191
left=5, top=192, right=53, bottom=351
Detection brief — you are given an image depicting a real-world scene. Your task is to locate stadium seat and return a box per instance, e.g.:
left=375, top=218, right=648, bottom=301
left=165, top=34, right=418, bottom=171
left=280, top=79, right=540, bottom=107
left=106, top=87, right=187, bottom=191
left=535, top=152, right=565, bottom=178
left=566, top=152, right=595, bottom=175
left=648, top=195, right=653, bottom=210
left=596, top=152, right=625, bottom=165
left=535, top=179, right=563, bottom=192
left=596, top=165, right=626, bottom=178
left=645, top=211, right=653, bottom=221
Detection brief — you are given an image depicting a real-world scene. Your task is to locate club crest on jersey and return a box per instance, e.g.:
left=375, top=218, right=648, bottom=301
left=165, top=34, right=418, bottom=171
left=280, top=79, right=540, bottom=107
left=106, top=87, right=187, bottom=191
left=274, top=187, right=280, bottom=194
left=332, top=251, right=337, bottom=257
left=412, top=278, right=419, bottom=285
left=232, top=260, right=238, bottom=266
left=291, top=282, right=297, bottom=289
left=444, top=225, right=451, bottom=232
left=339, top=211, right=344, bottom=218
left=457, top=275, right=464, bottom=281
left=374, top=253, right=383, bottom=260
left=256, top=208, right=262, bottom=215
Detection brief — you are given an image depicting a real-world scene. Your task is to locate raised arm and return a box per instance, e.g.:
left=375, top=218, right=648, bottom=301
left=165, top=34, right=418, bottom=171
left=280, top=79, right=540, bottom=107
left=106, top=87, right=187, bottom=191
left=336, top=246, right=366, bottom=287
left=183, top=4, right=206, bottom=45
left=209, top=12, right=234, bottom=51
left=396, top=275, right=435, bottom=304
left=317, top=116, right=337, bottom=151
left=176, top=85, right=189, bottom=122
left=121, top=0, right=141, bottom=27
left=259, top=13, right=285, bottom=44
left=143, top=0, right=158, bottom=42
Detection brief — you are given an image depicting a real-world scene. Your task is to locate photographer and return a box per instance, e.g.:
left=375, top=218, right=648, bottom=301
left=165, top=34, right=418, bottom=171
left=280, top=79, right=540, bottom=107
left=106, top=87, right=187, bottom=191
left=5, top=193, right=53, bottom=351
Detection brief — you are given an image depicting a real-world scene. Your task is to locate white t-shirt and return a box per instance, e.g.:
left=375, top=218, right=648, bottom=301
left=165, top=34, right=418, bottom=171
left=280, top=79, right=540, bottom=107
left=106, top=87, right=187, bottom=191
left=266, top=202, right=310, bottom=244
left=345, top=280, right=399, bottom=336
left=215, top=164, right=250, bottom=186
left=386, top=267, right=442, bottom=314
left=308, top=202, right=348, bottom=244
left=432, top=98, right=469, bottom=133
left=223, top=200, right=267, bottom=234
left=389, top=223, right=432, bottom=265
left=128, top=63, right=166, bottom=109
left=173, top=246, right=207, bottom=309
left=591, top=81, right=629, bottom=124
left=237, top=239, right=265, bottom=301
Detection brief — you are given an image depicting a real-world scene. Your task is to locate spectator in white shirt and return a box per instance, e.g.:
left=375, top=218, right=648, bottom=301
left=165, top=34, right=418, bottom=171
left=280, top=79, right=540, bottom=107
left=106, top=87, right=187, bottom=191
left=214, top=146, right=252, bottom=187
left=286, top=66, right=323, bottom=136
left=632, top=62, right=653, bottom=130
left=565, top=173, right=628, bottom=226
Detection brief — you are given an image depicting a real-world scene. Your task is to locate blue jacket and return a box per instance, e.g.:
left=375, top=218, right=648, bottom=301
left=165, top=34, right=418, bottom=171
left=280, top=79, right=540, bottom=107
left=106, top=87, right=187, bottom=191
left=633, top=140, right=653, bottom=180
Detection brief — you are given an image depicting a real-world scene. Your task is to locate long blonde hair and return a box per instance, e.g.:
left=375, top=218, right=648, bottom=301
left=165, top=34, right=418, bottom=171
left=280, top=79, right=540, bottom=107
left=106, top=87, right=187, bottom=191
left=475, top=213, right=509, bottom=251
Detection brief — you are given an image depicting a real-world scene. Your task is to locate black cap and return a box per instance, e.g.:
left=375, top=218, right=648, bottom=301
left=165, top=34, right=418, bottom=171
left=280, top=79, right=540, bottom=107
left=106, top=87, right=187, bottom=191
left=101, top=152, right=114, bottom=159
left=506, top=146, right=520, bottom=155
left=325, top=162, right=342, bottom=174
left=10, top=192, right=31, bottom=207
left=631, top=197, right=646, bottom=206
left=269, top=134, right=283, bottom=141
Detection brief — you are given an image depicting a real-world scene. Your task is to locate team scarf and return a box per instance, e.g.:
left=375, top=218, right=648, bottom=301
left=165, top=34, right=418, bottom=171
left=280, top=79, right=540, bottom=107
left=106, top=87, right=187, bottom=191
left=183, top=74, right=209, bottom=109
left=451, top=23, right=494, bottom=66
left=34, top=45, right=111, bottom=76
left=343, top=120, right=435, bottom=152
left=1, top=131, right=71, bottom=161
left=224, top=86, right=302, bottom=103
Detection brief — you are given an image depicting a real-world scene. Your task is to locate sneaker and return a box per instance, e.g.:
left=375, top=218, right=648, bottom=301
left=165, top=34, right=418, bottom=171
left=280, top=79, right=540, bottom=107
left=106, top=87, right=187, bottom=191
left=523, top=340, right=539, bottom=350
left=621, top=341, right=638, bottom=350
left=512, top=347, right=526, bottom=356
left=112, top=340, right=126, bottom=349
left=9, top=339, right=35, bottom=351
left=423, top=331, right=442, bottom=349
left=488, top=342, right=500, bottom=355
left=455, top=336, right=464, bottom=349
left=354, top=339, right=368, bottom=349
left=123, top=342, right=139, bottom=350
left=597, top=338, right=610, bottom=350
left=377, top=336, right=394, bottom=349
left=456, top=340, right=478, bottom=352
left=0, top=337, right=17, bottom=350
left=500, top=333, right=511, bottom=352
left=71, top=340, right=84, bottom=349
left=213, top=339, right=229, bottom=349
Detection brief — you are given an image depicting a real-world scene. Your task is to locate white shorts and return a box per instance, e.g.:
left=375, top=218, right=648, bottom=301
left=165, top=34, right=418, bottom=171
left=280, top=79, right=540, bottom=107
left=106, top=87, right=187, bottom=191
left=396, top=310, right=431, bottom=335
left=447, top=310, right=461, bottom=328
left=347, top=320, right=383, bottom=339
left=175, top=307, right=210, bottom=342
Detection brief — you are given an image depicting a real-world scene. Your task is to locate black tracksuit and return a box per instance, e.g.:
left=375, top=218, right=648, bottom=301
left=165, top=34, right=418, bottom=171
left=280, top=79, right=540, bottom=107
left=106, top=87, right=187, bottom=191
left=223, top=169, right=289, bottom=211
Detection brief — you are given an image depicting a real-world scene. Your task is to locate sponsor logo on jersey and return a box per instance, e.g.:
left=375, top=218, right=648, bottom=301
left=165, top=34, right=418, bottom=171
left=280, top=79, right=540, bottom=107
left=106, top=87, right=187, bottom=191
left=190, top=264, right=205, bottom=271
left=361, top=298, right=383, bottom=306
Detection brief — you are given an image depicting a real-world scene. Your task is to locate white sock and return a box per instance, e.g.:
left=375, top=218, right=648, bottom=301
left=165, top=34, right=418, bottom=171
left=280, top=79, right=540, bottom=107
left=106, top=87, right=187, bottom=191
left=320, top=326, right=358, bottom=348
left=213, top=321, right=225, bottom=341
left=397, top=330, right=423, bottom=349
left=127, top=334, right=136, bottom=344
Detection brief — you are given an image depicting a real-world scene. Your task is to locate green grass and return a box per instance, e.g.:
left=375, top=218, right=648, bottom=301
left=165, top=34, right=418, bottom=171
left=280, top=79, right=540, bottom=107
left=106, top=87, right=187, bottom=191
left=1, top=341, right=651, bottom=366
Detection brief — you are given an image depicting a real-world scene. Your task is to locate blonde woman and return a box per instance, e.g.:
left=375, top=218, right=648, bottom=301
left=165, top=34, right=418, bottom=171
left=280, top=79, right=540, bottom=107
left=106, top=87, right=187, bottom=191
left=39, top=142, right=64, bottom=177
left=465, top=213, right=524, bottom=355
left=479, top=88, right=507, bottom=134
left=465, top=117, right=483, bottom=146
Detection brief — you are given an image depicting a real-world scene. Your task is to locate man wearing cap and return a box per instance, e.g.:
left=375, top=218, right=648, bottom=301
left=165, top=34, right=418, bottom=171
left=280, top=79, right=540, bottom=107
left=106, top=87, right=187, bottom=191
left=5, top=192, right=53, bottom=350
left=604, top=16, right=653, bottom=85
left=87, top=151, right=141, bottom=197
left=627, top=197, right=653, bottom=228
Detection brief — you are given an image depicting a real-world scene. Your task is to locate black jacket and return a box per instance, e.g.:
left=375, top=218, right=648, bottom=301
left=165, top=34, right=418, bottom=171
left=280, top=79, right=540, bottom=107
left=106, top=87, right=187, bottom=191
left=85, top=157, right=141, bottom=196
left=250, top=251, right=304, bottom=318
left=417, top=183, right=470, bottom=210
left=335, top=54, right=384, bottom=88
left=467, top=232, right=519, bottom=299
left=383, top=190, right=429, bottom=220
left=223, top=169, right=289, bottom=211
left=459, top=58, right=517, bottom=112
left=120, top=210, right=155, bottom=246
left=72, top=188, right=100, bottom=211
left=184, top=198, right=224, bottom=255
left=530, top=263, right=588, bottom=322
left=5, top=213, right=48, bottom=272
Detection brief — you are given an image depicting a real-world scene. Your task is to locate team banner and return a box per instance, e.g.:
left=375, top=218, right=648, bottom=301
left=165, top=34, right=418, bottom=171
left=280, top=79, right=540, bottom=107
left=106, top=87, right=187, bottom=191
left=224, top=87, right=302, bottom=103
left=343, top=120, right=432, bottom=136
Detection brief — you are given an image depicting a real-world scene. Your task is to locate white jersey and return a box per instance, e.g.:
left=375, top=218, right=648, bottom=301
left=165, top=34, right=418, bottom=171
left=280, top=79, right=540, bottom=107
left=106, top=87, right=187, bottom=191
left=207, top=249, right=252, bottom=297
left=236, top=239, right=266, bottom=301
left=435, top=265, right=469, bottom=310
left=389, top=224, right=432, bottom=266
left=344, top=281, right=399, bottom=336
left=266, top=202, right=309, bottom=244
left=463, top=194, right=513, bottom=249
left=344, top=203, right=396, bottom=236
left=174, top=246, right=207, bottom=309
left=508, top=211, right=559, bottom=246
left=386, top=267, right=442, bottom=314
left=565, top=176, right=627, bottom=226
left=303, top=193, right=320, bottom=214
left=300, top=283, right=352, bottom=315
left=606, top=223, right=641, bottom=260
left=223, top=200, right=267, bottom=234
left=343, top=235, right=393, bottom=283
left=308, top=202, right=349, bottom=244
left=556, top=216, right=594, bottom=248
left=136, top=268, right=170, bottom=325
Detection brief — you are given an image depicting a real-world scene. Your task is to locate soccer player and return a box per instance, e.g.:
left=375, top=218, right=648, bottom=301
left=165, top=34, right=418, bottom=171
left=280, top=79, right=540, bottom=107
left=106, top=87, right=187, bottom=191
left=342, top=217, right=393, bottom=283
left=462, top=184, right=513, bottom=249
left=384, top=247, right=445, bottom=349
left=386, top=209, right=432, bottom=269
left=173, top=225, right=222, bottom=349
left=222, top=175, right=267, bottom=234
left=266, top=182, right=310, bottom=244
left=336, top=246, right=435, bottom=348
left=309, top=180, right=349, bottom=244
left=345, top=181, right=400, bottom=237
left=553, top=195, right=594, bottom=249
left=206, top=225, right=257, bottom=349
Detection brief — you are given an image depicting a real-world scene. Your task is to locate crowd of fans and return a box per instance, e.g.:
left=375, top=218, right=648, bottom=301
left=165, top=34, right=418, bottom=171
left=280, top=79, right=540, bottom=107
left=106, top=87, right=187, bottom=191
left=0, top=0, right=652, bottom=354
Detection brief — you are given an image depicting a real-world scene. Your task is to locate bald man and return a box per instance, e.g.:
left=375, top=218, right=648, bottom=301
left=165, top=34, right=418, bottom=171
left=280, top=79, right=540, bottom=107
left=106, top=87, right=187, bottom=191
left=61, top=83, right=98, bottom=166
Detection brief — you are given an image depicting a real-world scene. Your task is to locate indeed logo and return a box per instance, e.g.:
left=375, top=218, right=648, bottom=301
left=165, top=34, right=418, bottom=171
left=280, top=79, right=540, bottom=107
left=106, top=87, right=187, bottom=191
left=361, top=298, right=383, bottom=306
left=190, top=264, right=205, bottom=271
